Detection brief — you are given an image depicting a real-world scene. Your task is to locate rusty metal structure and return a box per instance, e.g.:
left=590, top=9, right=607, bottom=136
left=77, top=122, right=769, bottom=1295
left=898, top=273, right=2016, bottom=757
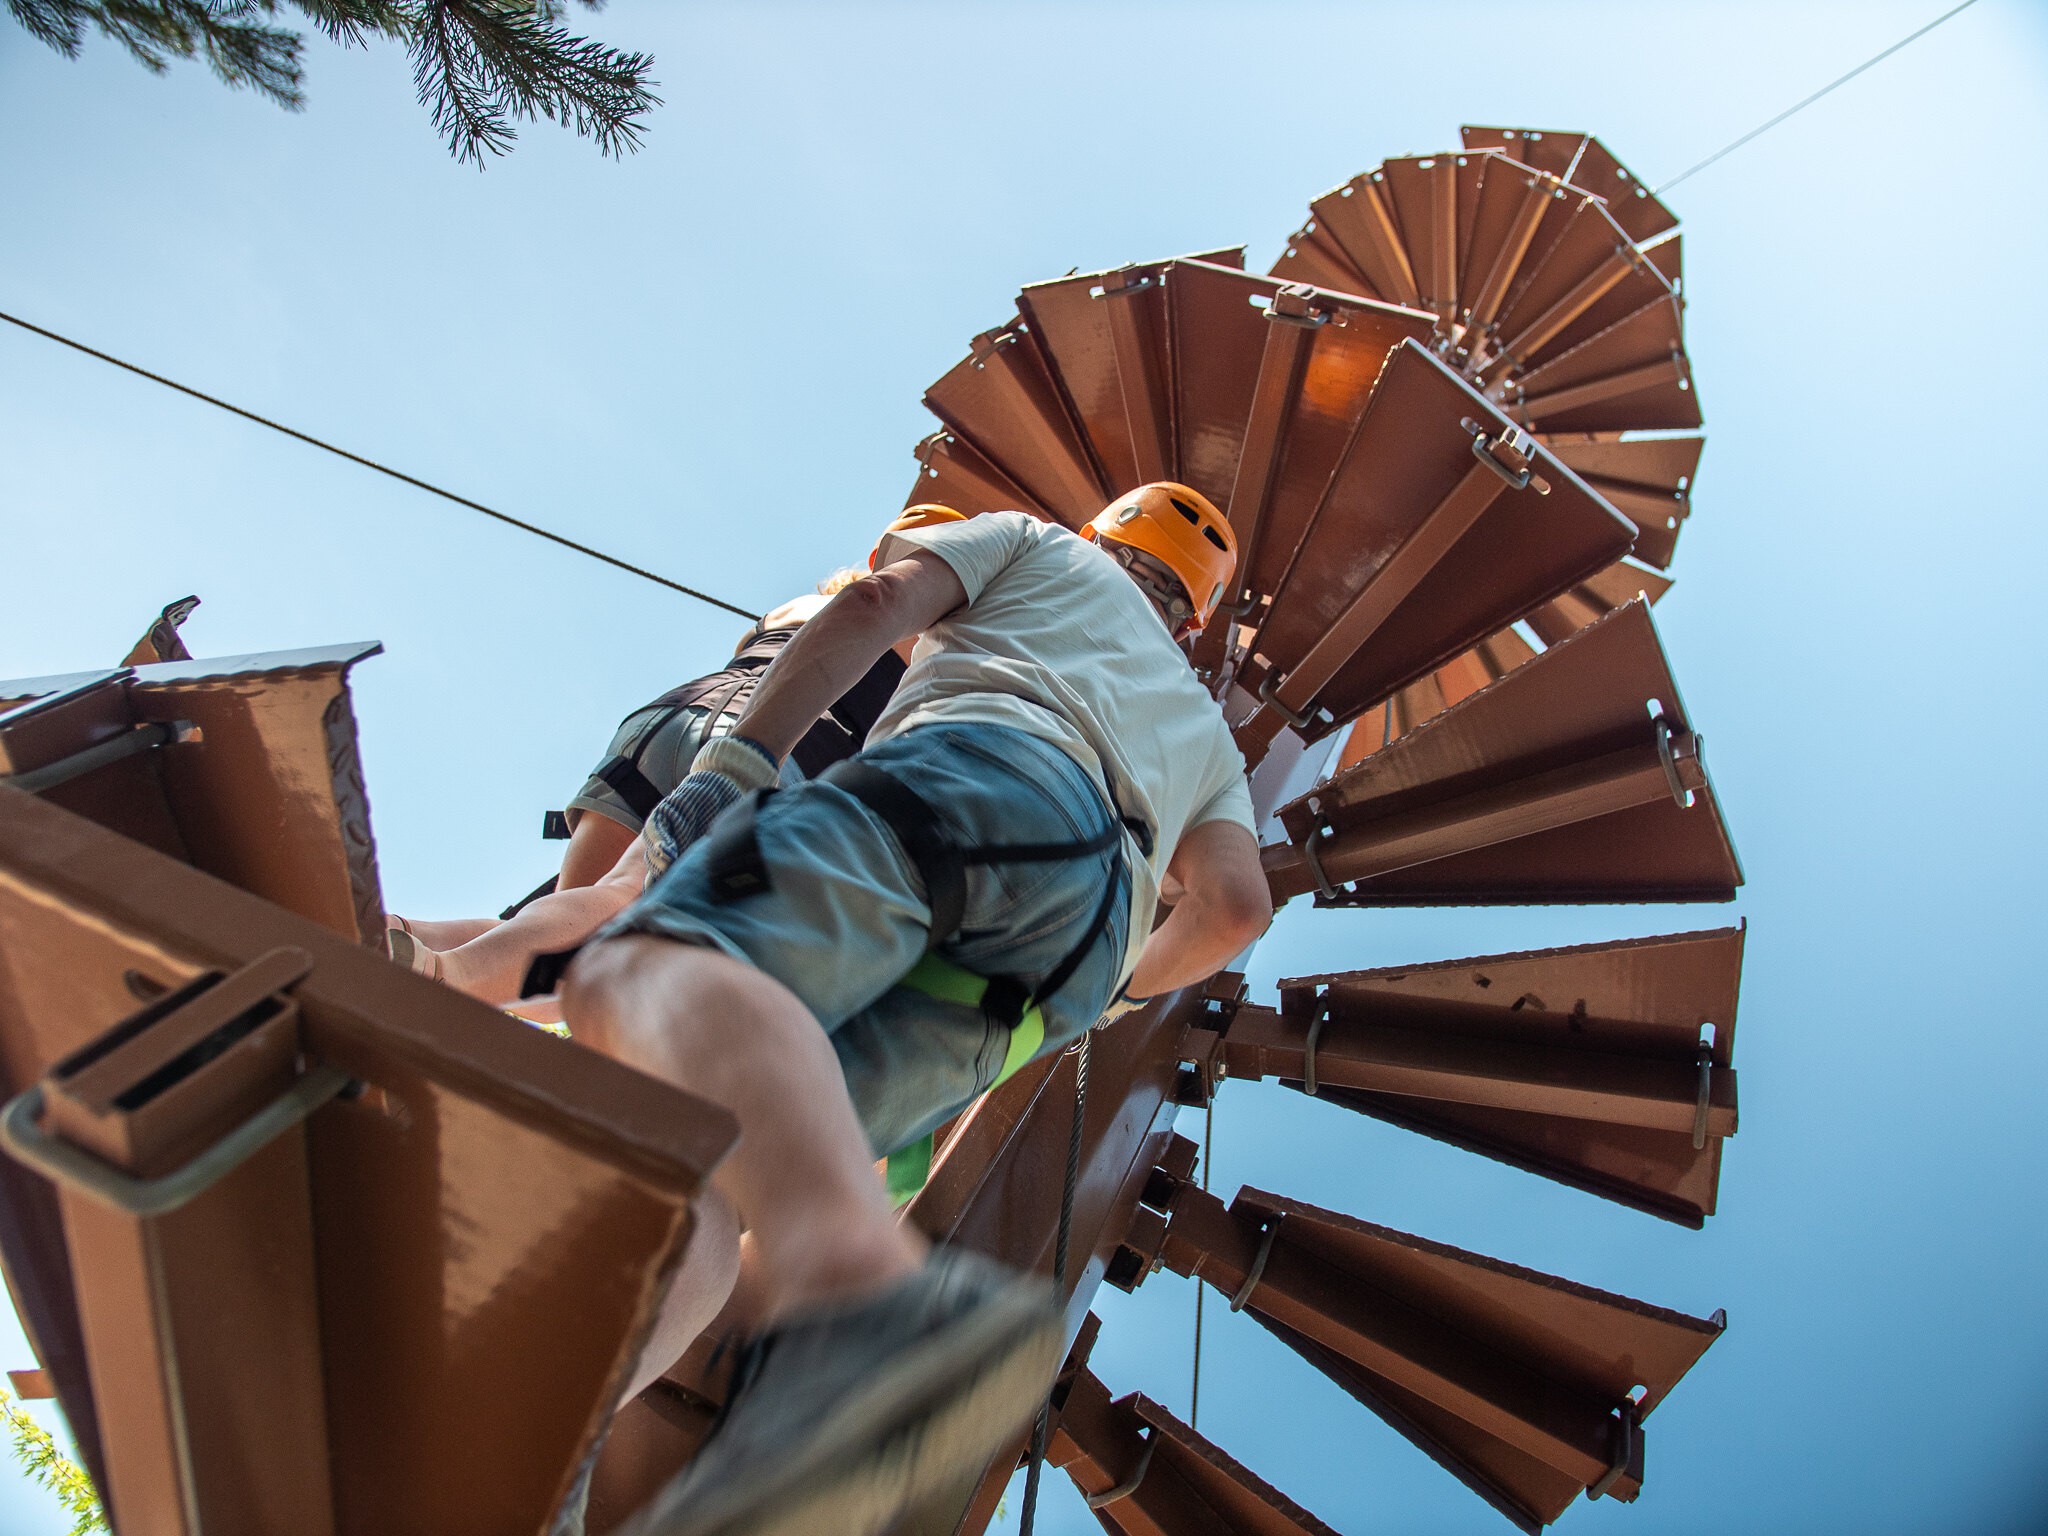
left=0, top=126, right=1741, bottom=1534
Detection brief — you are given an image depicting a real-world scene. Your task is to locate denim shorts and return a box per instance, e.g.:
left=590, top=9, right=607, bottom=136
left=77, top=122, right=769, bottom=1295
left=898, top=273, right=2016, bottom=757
left=604, top=722, right=1131, bottom=1157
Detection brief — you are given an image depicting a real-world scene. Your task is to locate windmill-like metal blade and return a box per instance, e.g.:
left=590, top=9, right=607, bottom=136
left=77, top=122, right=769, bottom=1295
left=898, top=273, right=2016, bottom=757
left=1264, top=600, right=1740, bottom=906
left=1199, top=927, right=1744, bottom=1225
left=905, top=429, right=1054, bottom=522
left=1156, top=1183, right=1723, bottom=1531
left=1230, top=341, right=1636, bottom=761
left=0, top=766, right=729, bottom=1536
left=1508, top=295, right=1699, bottom=435
left=1052, top=1370, right=1346, bottom=1536
left=923, top=315, right=1105, bottom=525
left=1540, top=433, right=1702, bottom=570
left=1460, top=126, right=1677, bottom=247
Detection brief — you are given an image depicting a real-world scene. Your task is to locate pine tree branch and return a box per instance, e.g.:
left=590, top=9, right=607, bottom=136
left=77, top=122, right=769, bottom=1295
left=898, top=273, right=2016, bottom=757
left=7, top=0, right=656, bottom=160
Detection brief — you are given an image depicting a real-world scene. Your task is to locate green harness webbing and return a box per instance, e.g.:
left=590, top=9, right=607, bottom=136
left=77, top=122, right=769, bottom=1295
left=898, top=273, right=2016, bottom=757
left=882, top=952, right=1048, bottom=1206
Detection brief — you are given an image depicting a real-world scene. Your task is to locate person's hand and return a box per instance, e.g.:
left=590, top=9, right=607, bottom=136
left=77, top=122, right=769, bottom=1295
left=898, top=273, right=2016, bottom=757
left=642, top=736, right=780, bottom=876
left=1096, top=983, right=1151, bottom=1029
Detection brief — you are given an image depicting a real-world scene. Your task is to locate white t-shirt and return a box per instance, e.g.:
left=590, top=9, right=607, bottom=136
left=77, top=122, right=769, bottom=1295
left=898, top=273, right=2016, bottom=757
left=870, top=511, right=1255, bottom=987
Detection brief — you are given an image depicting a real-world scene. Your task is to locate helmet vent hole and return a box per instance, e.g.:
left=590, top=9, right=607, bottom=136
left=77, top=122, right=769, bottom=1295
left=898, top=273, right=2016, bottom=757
left=1200, top=525, right=1228, bottom=551
left=1170, top=497, right=1202, bottom=524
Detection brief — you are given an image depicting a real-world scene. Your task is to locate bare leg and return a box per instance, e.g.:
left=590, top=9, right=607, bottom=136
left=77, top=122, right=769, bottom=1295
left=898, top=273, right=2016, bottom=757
left=437, top=840, right=648, bottom=1004
left=559, top=811, right=638, bottom=891
left=620, top=1187, right=743, bottom=1403
left=396, top=915, right=500, bottom=949
left=564, top=936, right=925, bottom=1322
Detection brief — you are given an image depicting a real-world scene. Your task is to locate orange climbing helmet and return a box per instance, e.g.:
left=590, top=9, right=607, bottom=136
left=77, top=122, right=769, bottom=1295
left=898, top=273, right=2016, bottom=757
left=1083, top=482, right=1237, bottom=636
left=870, top=503, right=968, bottom=568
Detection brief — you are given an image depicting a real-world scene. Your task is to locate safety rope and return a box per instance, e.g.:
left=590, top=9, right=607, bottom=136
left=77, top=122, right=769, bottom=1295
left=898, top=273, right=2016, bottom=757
left=1190, top=1094, right=1213, bottom=1428
left=1016, top=1030, right=1091, bottom=1536
left=1654, top=0, right=1982, bottom=194
left=0, top=307, right=762, bottom=622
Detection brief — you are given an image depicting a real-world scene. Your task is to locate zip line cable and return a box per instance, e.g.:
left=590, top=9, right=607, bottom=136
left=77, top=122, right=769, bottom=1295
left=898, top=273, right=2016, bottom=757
left=1653, top=0, right=1982, bottom=194
left=0, top=307, right=763, bottom=623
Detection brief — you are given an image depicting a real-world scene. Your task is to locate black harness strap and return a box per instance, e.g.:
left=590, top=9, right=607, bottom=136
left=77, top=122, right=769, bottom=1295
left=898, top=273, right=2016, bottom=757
left=822, top=761, right=969, bottom=948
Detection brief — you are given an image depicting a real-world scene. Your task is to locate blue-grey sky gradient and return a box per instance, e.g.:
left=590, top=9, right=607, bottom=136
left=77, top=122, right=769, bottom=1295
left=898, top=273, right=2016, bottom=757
left=2, top=3, right=2044, bottom=1531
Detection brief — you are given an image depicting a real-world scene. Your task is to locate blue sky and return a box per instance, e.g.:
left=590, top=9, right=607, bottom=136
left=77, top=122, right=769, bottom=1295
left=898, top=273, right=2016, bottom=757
left=2, top=2, right=2045, bottom=1531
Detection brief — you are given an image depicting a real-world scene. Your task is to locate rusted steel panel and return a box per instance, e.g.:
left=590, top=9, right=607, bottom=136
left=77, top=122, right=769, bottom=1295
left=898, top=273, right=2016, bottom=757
left=924, top=316, right=1105, bottom=525
left=1020, top=264, right=1171, bottom=503
left=1301, top=170, right=1422, bottom=310
left=1269, top=218, right=1376, bottom=298
left=1051, top=1369, right=1344, bottom=1536
left=1158, top=1184, right=1721, bottom=1531
left=1379, top=155, right=1462, bottom=318
left=1454, top=156, right=1576, bottom=344
left=1541, top=433, right=1702, bottom=571
left=1265, top=601, right=1740, bottom=906
left=0, top=786, right=733, bottom=1536
left=1524, top=559, right=1672, bottom=649
left=34, top=949, right=335, bottom=1536
left=1, top=645, right=390, bottom=948
left=905, top=430, right=1053, bottom=522
left=1205, top=928, right=1746, bottom=1225
left=1510, top=297, right=1700, bottom=434
left=1462, top=126, right=1677, bottom=247
left=1236, top=342, right=1635, bottom=754
left=1486, top=202, right=1672, bottom=380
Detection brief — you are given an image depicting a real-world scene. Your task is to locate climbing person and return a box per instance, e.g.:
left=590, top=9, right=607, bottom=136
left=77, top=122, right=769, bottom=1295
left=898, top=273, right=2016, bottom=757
left=389, top=507, right=966, bottom=1006
left=564, top=483, right=1272, bottom=1536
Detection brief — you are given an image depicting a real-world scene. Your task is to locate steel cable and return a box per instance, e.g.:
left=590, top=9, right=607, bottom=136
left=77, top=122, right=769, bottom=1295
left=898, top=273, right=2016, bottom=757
left=0, top=307, right=762, bottom=622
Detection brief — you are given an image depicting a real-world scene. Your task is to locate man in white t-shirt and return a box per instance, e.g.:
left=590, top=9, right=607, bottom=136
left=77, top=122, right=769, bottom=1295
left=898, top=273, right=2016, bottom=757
left=563, top=485, right=1270, bottom=1536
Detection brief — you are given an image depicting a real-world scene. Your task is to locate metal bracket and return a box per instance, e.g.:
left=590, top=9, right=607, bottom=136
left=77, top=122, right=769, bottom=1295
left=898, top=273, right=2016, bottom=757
left=1587, top=1397, right=1641, bottom=1501
left=0, top=1065, right=355, bottom=1217
left=1469, top=425, right=1535, bottom=492
left=1691, top=1044, right=1714, bottom=1151
left=1653, top=716, right=1696, bottom=809
left=1304, top=814, right=1342, bottom=901
left=0, top=719, right=197, bottom=796
left=1093, top=273, right=1158, bottom=301
left=1263, top=284, right=1329, bottom=329
left=1230, top=1218, right=1281, bottom=1312
left=1085, top=1426, right=1157, bottom=1509
left=1257, top=672, right=1315, bottom=733
left=1301, top=997, right=1331, bottom=1096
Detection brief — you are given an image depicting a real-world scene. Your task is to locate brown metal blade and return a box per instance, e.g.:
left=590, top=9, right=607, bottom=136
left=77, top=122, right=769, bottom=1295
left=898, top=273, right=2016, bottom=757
left=1158, top=1183, right=1722, bottom=1529
left=1509, top=297, right=1700, bottom=435
left=1265, top=600, right=1740, bottom=906
left=905, top=430, right=1054, bottom=522
left=1539, top=433, right=1703, bottom=571
left=924, top=316, right=1105, bottom=524
left=1462, top=126, right=1678, bottom=247
left=1052, top=1370, right=1346, bottom=1536
left=1235, top=342, right=1635, bottom=754
left=0, top=786, right=734, bottom=1536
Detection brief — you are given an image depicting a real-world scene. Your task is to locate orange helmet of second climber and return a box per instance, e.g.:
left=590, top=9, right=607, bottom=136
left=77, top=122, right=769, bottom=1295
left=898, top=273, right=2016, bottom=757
left=1082, top=482, right=1237, bottom=635
left=870, top=503, right=968, bottom=568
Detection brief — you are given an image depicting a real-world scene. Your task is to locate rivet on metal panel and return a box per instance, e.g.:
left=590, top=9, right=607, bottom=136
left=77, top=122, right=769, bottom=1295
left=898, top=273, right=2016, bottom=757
left=1301, top=996, right=1331, bottom=1097
left=1229, top=1218, right=1281, bottom=1312
left=1083, top=1424, right=1157, bottom=1509
left=1653, top=716, right=1695, bottom=809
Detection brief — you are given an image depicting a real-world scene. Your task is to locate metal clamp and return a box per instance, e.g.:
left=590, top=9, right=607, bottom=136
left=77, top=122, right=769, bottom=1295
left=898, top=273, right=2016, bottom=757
left=1084, top=1426, right=1157, bottom=1509
left=1230, top=1218, right=1281, bottom=1312
left=1304, top=815, right=1341, bottom=901
left=0, top=1065, right=355, bottom=1217
left=0, top=719, right=197, bottom=796
left=1301, top=997, right=1331, bottom=1096
left=1093, top=274, right=1157, bottom=301
left=1653, top=716, right=1695, bottom=809
left=1691, top=1044, right=1715, bottom=1151
left=1257, top=672, right=1315, bottom=732
left=1587, top=1397, right=1640, bottom=1501
left=1469, top=426, right=1534, bottom=491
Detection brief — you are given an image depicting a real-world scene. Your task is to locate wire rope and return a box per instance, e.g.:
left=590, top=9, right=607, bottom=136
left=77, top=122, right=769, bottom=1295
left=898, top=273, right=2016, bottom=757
left=1654, top=0, right=1982, bottom=194
left=0, top=307, right=762, bottom=622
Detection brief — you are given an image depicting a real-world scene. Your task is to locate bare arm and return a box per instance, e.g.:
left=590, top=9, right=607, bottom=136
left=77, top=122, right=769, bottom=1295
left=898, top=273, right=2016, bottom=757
left=1126, top=819, right=1272, bottom=1000
left=729, top=553, right=968, bottom=760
